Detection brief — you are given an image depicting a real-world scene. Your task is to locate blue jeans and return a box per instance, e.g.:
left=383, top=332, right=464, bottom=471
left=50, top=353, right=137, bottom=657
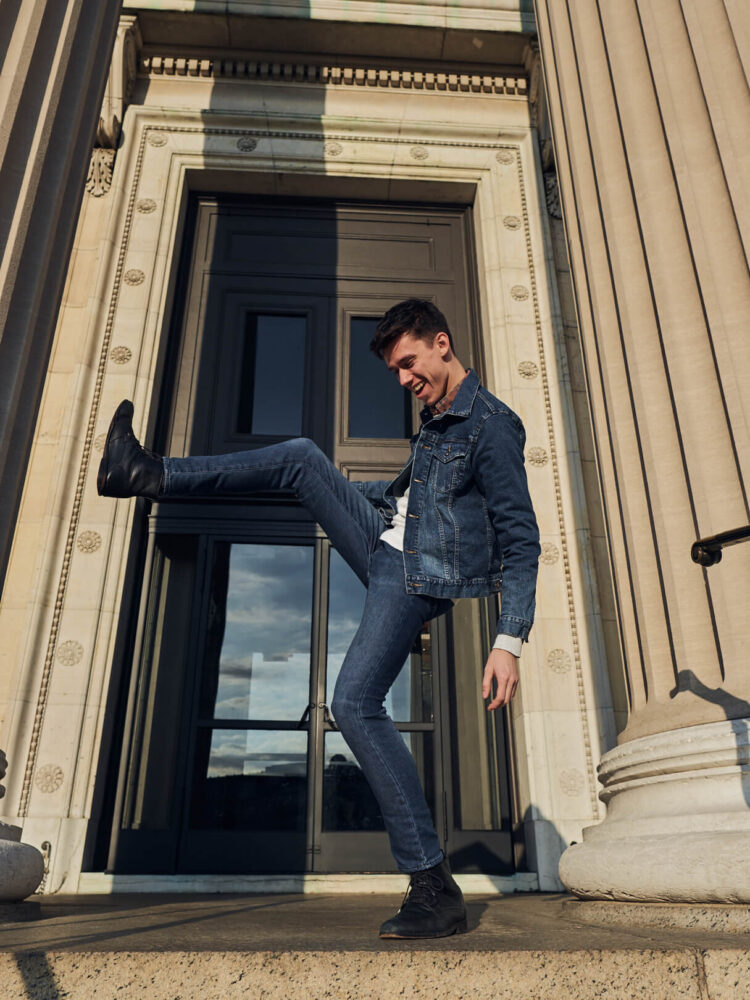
left=163, top=438, right=448, bottom=872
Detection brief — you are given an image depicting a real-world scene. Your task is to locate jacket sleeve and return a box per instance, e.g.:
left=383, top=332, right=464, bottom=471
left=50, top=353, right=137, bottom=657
left=471, top=410, right=540, bottom=641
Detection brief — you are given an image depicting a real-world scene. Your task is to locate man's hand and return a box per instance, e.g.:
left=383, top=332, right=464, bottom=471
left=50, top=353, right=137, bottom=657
left=482, top=648, right=519, bottom=710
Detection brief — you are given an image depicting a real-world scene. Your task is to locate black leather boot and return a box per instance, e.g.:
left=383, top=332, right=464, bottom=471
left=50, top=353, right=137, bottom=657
left=97, top=400, right=164, bottom=499
left=379, top=855, right=468, bottom=939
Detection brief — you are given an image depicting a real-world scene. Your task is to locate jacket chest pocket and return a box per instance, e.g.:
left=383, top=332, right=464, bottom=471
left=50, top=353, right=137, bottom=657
left=431, top=441, right=469, bottom=493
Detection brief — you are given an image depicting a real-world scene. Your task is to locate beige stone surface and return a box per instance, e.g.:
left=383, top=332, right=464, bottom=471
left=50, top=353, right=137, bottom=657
left=0, top=949, right=706, bottom=1000
left=2, top=892, right=749, bottom=999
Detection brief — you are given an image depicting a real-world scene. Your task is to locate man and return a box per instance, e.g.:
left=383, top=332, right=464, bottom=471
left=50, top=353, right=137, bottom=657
left=98, top=298, right=540, bottom=938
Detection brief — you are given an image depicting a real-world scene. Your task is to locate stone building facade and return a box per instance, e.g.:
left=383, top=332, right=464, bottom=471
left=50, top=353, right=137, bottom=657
left=0, top=1, right=746, bottom=902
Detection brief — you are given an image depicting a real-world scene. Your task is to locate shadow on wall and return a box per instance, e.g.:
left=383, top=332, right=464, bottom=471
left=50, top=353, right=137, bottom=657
left=670, top=669, right=750, bottom=808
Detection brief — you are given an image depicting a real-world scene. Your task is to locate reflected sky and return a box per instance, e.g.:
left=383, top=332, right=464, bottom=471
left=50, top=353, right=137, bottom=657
left=212, top=544, right=314, bottom=723
left=206, top=543, right=417, bottom=778
left=206, top=729, right=308, bottom=778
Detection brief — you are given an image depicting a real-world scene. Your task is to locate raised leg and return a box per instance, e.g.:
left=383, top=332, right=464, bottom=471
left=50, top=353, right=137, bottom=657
left=164, top=437, right=383, bottom=585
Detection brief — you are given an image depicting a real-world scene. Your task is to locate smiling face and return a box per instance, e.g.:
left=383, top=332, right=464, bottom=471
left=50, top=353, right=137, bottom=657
left=382, top=330, right=455, bottom=408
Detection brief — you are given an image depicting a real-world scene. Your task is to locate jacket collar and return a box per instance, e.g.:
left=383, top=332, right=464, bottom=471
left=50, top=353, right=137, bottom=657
left=420, top=368, right=480, bottom=423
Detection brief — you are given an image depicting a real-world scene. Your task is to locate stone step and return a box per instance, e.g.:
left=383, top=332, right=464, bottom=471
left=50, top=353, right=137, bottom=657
left=1, top=893, right=749, bottom=999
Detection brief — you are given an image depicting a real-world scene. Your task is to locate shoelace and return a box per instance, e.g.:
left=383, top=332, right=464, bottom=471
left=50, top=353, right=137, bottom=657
left=401, top=870, right=444, bottom=911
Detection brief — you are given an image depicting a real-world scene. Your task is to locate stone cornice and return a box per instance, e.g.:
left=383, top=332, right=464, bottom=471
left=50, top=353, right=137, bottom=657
left=140, top=54, right=528, bottom=95
left=125, top=1, right=536, bottom=34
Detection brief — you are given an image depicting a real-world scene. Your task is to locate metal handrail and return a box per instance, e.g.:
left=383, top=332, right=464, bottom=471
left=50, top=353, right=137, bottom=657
left=691, top=525, right=750, bottom=566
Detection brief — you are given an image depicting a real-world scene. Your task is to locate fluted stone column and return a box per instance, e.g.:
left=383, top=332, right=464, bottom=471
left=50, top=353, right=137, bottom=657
left=534, top=0, right=750, bottom=901
left=0, top=0, right=122, bottom=594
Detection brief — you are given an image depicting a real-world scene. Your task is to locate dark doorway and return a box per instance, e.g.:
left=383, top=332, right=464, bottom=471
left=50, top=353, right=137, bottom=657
left=106, top=197, right=516, bottom=875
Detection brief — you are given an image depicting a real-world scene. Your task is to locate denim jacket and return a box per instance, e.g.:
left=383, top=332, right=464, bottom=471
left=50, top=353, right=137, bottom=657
left=354, top=370, right=540, bottom=641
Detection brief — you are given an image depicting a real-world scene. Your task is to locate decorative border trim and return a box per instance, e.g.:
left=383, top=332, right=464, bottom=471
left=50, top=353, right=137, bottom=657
left=141, top=55, right=528, bottom=95
left=515, top=153, right=599, bottom=819
left=18, top=129, right=150, bottom=816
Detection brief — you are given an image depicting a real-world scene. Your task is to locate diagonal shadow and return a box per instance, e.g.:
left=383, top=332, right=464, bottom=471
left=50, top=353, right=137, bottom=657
left=670, top=669, right=750, bottom=807
left=6, top=896, right=308, bottom=953
left=14, top=951, right=63, bottom=1000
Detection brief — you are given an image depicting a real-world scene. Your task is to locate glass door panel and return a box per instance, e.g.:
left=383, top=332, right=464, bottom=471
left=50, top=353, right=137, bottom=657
left=189, top=729, right=308, bottom=831
left=442, top=598, right=515, bottom=871
left=198, top=542, right=314, bottom=722
left=348, top=316, right=412, bottom=439
left=178, top=538, right=316, bottom=873
left=236, top=313, right=307, bottom=437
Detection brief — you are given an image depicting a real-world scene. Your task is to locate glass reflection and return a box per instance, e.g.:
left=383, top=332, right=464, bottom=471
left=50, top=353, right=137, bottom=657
left=326, top=552, right=430, bottom=722
left=237, top=313, right=306, bottom=436
left=190, top=729, right=308, bottom=830
left=322, top=731, right=434, bottom=831
left=348, top=316, right=411, bottom=438
left=200, top=543, right=314, bottom=722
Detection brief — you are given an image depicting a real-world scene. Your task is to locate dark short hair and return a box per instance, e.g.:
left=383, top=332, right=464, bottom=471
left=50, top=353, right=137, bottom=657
left=370, top=299, right=454, bottom=359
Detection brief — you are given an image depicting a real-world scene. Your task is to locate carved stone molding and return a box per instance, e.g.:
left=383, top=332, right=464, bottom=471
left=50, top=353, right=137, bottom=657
left=518, top=360, right=539, bottom=379
left=545, top=172, right=562, bottom=219
left=97, top=16, right=142, bottom=149
left=86, top=149, right=115, bottom=198
left=511, top=284, right=529, bottom=301
left=539, top=542, right=560, bottom=564
left=34, top=764, right=64, bottom=794
left=56, top=640, right=84, bottom=666
left=527, top=446, right=549, bottom=467
left=76, top=530, right=102, bottom=554
left=559, top=768, right=585, bottom=796
left=547, top=648, right=572, bottom=673
left=141, top=55, right=527, bottom=96
left=87, top=16, right=142, bottom=197
left=524, top=38, right=541, bottom=128
left=110, top=345, right=132, bottom=365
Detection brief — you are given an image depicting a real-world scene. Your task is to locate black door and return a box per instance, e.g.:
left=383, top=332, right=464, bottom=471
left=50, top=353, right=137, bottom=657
left=106, top=198, right=516, bottom=875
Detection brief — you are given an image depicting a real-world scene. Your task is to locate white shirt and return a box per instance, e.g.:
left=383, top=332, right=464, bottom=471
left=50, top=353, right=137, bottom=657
left=379, top=487, right=522, bottom=658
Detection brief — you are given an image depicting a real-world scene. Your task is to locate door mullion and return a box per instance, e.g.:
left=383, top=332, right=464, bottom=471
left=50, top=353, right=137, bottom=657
left=306, top=538, right=330, bottom=870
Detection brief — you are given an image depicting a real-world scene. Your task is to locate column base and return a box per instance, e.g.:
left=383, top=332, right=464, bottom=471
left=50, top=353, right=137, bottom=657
left=0, top=823, right=44, bottom=901
left=559, top=718, right=750, bottom=903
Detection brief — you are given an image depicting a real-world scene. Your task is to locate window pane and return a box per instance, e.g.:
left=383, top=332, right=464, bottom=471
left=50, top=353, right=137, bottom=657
left=189, top=729, right=308, bottom=830
left=237, top=314, right=306, bottom=436
left=348, top=316, right=411, bottom=438
left=199, top=543, right=314, bottom=722
left=322, top=731, right=434, bottom=831
left=326, top=551, right=432, bottom=723
left=449, top=598, right=509, bottom=831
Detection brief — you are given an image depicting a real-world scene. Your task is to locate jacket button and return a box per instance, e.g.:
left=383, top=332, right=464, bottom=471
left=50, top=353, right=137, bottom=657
left=408, top=513, right=419, bottom=519
left=406, top=549, right=417, bottom=554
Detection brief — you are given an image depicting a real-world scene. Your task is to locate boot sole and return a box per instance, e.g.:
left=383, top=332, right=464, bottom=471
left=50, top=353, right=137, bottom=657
left=379, top=916, right=469, bottom=940
left=96, top=399, right=134, bottom=496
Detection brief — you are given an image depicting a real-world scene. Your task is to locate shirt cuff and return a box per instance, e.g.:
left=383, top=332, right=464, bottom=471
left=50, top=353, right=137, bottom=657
left=492, top=634, right=523, bottom=658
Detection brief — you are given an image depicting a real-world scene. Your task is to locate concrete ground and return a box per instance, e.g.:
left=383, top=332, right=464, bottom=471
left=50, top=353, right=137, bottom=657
left=1, top=892, right=749, bottom=998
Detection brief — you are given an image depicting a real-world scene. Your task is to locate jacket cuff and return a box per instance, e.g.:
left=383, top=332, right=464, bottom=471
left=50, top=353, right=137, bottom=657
left=496, top=615, right=532, bottom=642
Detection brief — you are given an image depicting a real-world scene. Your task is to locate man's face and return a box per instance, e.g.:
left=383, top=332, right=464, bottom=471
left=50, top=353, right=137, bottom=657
left=383, top=331, right=452, bottom=408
